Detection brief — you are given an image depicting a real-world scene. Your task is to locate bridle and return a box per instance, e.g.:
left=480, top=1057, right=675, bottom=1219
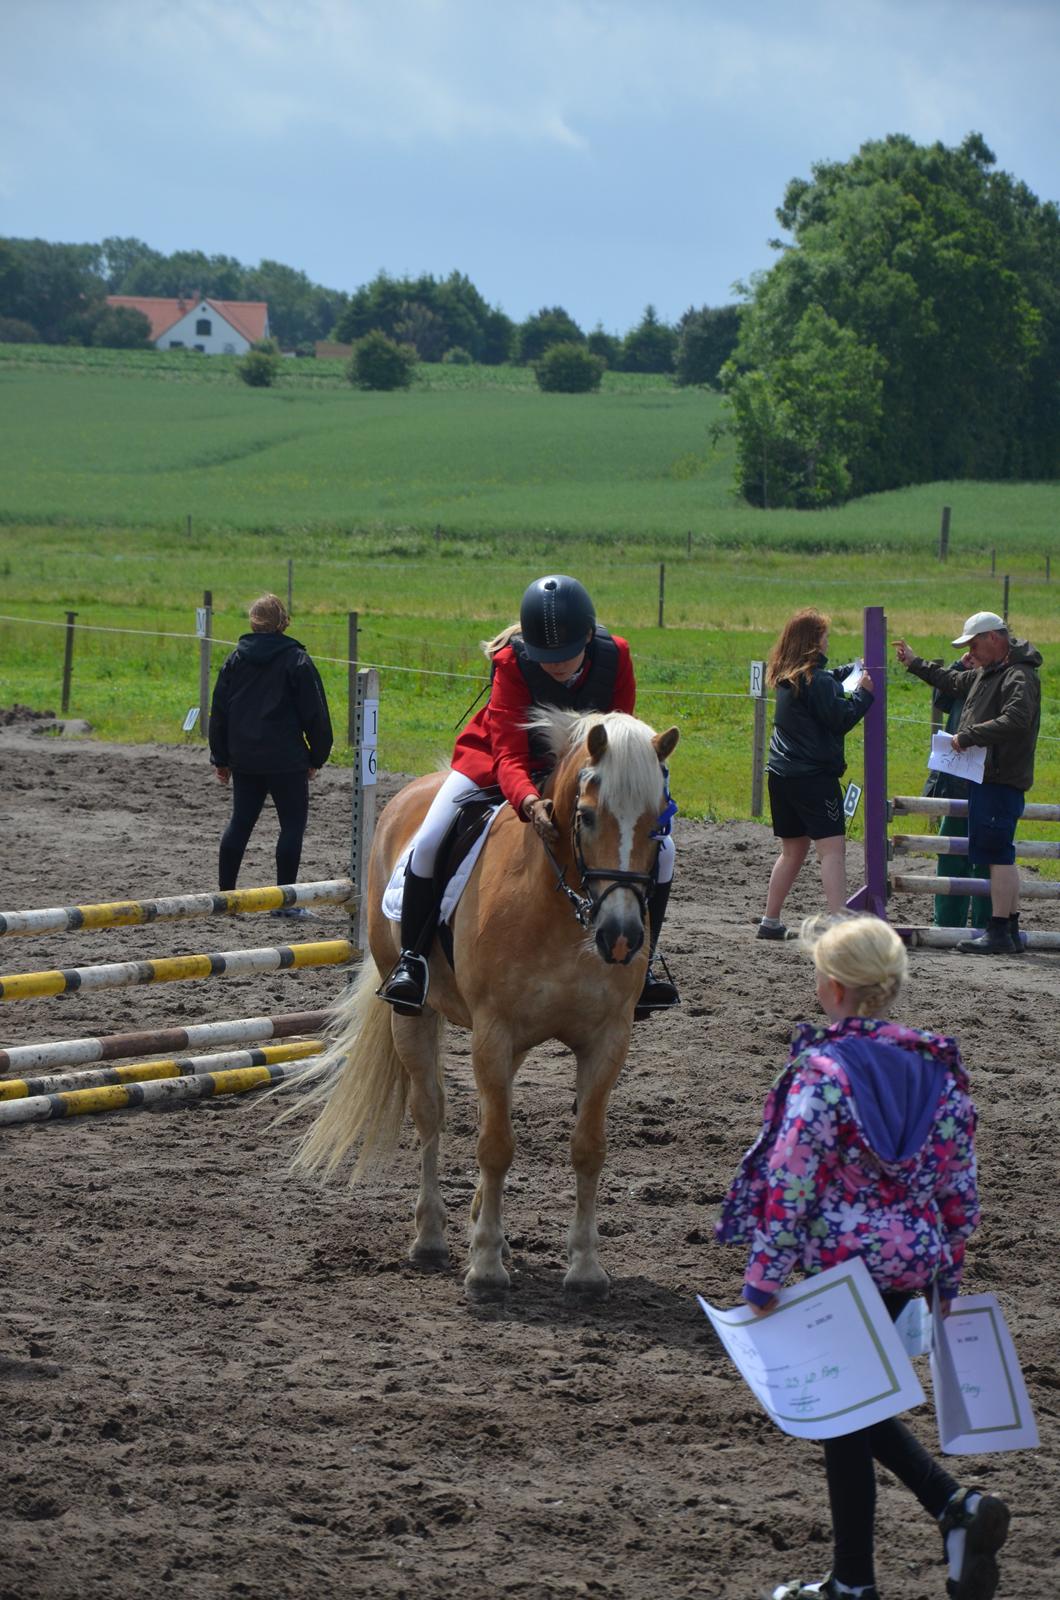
left=540, top=764, right=673, bottom=931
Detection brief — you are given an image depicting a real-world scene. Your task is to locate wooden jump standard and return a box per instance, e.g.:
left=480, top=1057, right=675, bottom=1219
left=847, top=606, right=1060, bottom=951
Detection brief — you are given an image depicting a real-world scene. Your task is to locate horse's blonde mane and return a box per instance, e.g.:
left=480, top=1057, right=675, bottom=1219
left=524, top=708, right=664, bottom=816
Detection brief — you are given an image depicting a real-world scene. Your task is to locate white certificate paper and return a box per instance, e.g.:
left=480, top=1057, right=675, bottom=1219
left=697, top=1259, right=924, bottom=1439
left=928, top=732, right=986, bottom=785
left=931, top=1294, right=1039, bottom=1454
left=841, top=659, right=864, bottom=694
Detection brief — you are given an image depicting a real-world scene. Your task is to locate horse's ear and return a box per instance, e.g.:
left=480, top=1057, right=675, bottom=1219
left=587, top=722, right=609, bottom=762
left=654, top=726, right=679, bottom=762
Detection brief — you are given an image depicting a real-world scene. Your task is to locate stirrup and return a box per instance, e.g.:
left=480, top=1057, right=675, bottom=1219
left=377, top=952, right=430, bottom=1016
left=633, top=964, right=680, bottom=1023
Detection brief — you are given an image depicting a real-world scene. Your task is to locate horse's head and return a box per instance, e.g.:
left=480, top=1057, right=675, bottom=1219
left=527, top=709, right=680, bottom=966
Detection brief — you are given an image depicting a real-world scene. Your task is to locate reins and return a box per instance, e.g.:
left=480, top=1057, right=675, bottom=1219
left=539, top=764, right=673, bottom=930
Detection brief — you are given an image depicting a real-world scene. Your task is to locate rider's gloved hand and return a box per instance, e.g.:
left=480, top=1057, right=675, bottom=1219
left=522, top=795, right=559, bottom=844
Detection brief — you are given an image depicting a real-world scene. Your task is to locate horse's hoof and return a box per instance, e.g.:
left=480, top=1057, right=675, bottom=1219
left=563, top=1271, right=611, bottom=1302
left=464, top=1270, right=510, bottom=1303
left=408, top=1243, right=451, bottom=1273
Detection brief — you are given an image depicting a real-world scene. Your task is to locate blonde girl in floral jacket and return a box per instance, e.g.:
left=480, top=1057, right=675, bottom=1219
left=716, top=915, right=1009, bottom=1600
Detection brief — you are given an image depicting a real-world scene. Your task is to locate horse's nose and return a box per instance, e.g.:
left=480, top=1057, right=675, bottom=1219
left=594, top=905, right=645, bottom=966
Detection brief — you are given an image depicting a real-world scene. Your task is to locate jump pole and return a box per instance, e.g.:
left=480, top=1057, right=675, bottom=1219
left=0, top=939, right=355, bottom=1003
left=0, top=1037, right=324, bottom=1104
left=0, top=1008, right=331, bottom=1077
left=845, top=605, right=889, bottom=918
left=0, top=1057, right=319, bottom=1128
left=849, top=606, right=1060, bottom=951
left=0, top=879, right=354, bottom=939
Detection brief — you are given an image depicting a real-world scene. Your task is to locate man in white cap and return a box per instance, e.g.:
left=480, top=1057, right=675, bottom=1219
left=894, top=612, right=1042, bottom=954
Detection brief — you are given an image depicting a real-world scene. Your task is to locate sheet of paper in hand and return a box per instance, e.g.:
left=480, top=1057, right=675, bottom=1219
left=697, top=1258, right=924, bottom=1440
left=931, top=1294, right=1039, bottom=1454
left=927, top=731, right=986, bottom=785
left=841, top=659, right=864, bottom=694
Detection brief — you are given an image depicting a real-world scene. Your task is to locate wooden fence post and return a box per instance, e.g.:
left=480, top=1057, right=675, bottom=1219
left=1003, top=574, right=1010, bottom=623
left=350, top=667, right=379, bottom=955
left=61, top=611, right=77, bottom=715
left=658, top=562, right=665, bottom=628
left=938, top=505, right=951, bottom=560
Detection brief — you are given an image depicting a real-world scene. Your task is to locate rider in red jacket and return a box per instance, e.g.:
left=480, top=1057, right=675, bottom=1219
left=379, top=575, right=678, bottom=1019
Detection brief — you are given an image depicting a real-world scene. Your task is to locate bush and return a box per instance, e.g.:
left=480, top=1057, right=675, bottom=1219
left=238, top=346, right=280, bottom=387
left=516, top=306, right=584, bottom=364
left=347, top=330, right=417, bottom=390
left=0, top=315, right=39, bottom=343
left=442, top=345, right=473, bottom=365
left=534, top=342, right=605, bottom=394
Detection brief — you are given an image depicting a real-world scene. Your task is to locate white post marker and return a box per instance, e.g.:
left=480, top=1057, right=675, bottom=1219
left=843, top=782, right=862, bottom=819
left=182, top=707, right=200, bottom=733
left=749, top=661, right=767, bottom=816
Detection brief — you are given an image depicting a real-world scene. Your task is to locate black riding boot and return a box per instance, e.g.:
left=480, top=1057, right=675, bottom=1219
left=378, top=868, right=438, bottom=1014
left=634, top=879, right=680, bottom=1022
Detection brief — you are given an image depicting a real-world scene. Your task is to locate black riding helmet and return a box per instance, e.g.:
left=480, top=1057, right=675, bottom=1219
left=519, top=575, right=596, bottom=663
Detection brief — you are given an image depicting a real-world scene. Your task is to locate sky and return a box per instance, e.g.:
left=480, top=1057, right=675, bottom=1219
left=2, top=0, right=1058, bottom=334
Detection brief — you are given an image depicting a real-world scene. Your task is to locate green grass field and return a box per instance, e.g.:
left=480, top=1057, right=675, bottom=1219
left=0, top=347, right=1056, bottom=849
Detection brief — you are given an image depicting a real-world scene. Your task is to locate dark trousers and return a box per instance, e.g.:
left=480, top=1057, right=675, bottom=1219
left=824, top=1295, right=958, bottom=1588
left=934, top=813, right=992, bottom=929
left=219, top=770, right=310, bottom=890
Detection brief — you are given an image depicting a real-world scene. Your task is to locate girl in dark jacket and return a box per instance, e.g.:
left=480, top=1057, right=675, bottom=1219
left=209, top=594, right=333, bottom=908
left=758, top=610, right=873, bottom=940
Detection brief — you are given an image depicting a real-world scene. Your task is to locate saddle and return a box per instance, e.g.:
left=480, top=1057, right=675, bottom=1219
left=431, top=787, right=503, bottom=970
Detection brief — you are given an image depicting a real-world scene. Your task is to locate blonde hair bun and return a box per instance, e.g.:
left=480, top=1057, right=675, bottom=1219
left=800, top=912, right=908, bottom=1018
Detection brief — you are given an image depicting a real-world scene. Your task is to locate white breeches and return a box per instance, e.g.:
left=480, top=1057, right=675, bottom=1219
left=409, top=769, right=676, bottom=885
left=408, top=770, right=485, bottom=877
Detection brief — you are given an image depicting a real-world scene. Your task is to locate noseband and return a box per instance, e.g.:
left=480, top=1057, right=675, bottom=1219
left=540, top=766, right=663, bottom=931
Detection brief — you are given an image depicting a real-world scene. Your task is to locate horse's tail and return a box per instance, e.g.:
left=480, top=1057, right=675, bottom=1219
left=282, top=957, right=408, bottom=1183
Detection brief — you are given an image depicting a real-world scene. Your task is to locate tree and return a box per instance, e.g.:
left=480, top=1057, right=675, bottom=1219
left=348, top=330, right=417, bottom=390
left=587, top=326, right=622, bottom=367
left=619, top=304, right=676, bottom=373
left=0, top=237, right=103, bottom=341
left=516, top=306, right=584, bottom=364
left=333, top=270, right=512, bottom=363
left=238, top=342, right=281, bottom=387
left=0, top=315, right=38, bottom=343
left=88, top=305, right=153, bottom=348
left=675, top=305, right=741, bottom=387
left=722, top=305, right=883, bottom=507
left=392, top=300, right=448, bottom=362
left=727, top=132, right=1059, bottom=501
left=534, top=342, right=604, bottom=393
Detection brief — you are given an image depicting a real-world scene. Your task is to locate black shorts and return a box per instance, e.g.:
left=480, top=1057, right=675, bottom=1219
left=768, top=771, right=845, bottom=840
left=967, top=781, right=1025, bottom=865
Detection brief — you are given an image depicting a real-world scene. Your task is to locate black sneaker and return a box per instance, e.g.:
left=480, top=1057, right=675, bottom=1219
left=771, top=1579, right=879, bottom=1600
left=956, top=924, right=1017, bottom=956
left=756, top=922, right=788, bottom=941
left=943, top=1489, right=1010, bottom=1600
left=377, top=952, right=430, bottom=1015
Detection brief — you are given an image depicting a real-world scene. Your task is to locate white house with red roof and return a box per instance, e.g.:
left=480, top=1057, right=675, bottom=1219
left=105, top=295, right=270, bottom=355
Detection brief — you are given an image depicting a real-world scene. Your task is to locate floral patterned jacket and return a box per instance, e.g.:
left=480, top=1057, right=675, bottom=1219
left=715, top=1017, right=979, bottom=1307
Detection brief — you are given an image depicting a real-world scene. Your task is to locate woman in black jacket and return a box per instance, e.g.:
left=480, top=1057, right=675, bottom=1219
left=757, top=609, right=873, bottom=939
left=209, top=594, right=333, bottom=910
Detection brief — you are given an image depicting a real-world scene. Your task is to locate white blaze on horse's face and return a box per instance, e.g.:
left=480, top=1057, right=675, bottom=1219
left=578, top=718, right=678, bottom=968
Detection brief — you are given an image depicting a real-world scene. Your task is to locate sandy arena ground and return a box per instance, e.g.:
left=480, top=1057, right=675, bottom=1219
left=1, top=724, right=1057, bottom=1600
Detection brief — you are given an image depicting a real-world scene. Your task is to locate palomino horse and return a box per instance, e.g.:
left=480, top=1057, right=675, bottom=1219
left=289, top=708, right=679, bottom=1300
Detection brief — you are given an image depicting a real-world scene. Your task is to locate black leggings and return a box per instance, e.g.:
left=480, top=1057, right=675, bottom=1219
left=219, top=770, right=310, bottom=890
left=824, top=1294, right=958, bottom=1589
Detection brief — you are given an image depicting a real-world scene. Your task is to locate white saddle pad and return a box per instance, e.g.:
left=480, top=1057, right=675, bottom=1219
left=382, top=802, right=506, bottom=926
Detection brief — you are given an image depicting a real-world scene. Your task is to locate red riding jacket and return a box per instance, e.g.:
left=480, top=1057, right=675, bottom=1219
left=450, top=631, right=636, bottom=817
